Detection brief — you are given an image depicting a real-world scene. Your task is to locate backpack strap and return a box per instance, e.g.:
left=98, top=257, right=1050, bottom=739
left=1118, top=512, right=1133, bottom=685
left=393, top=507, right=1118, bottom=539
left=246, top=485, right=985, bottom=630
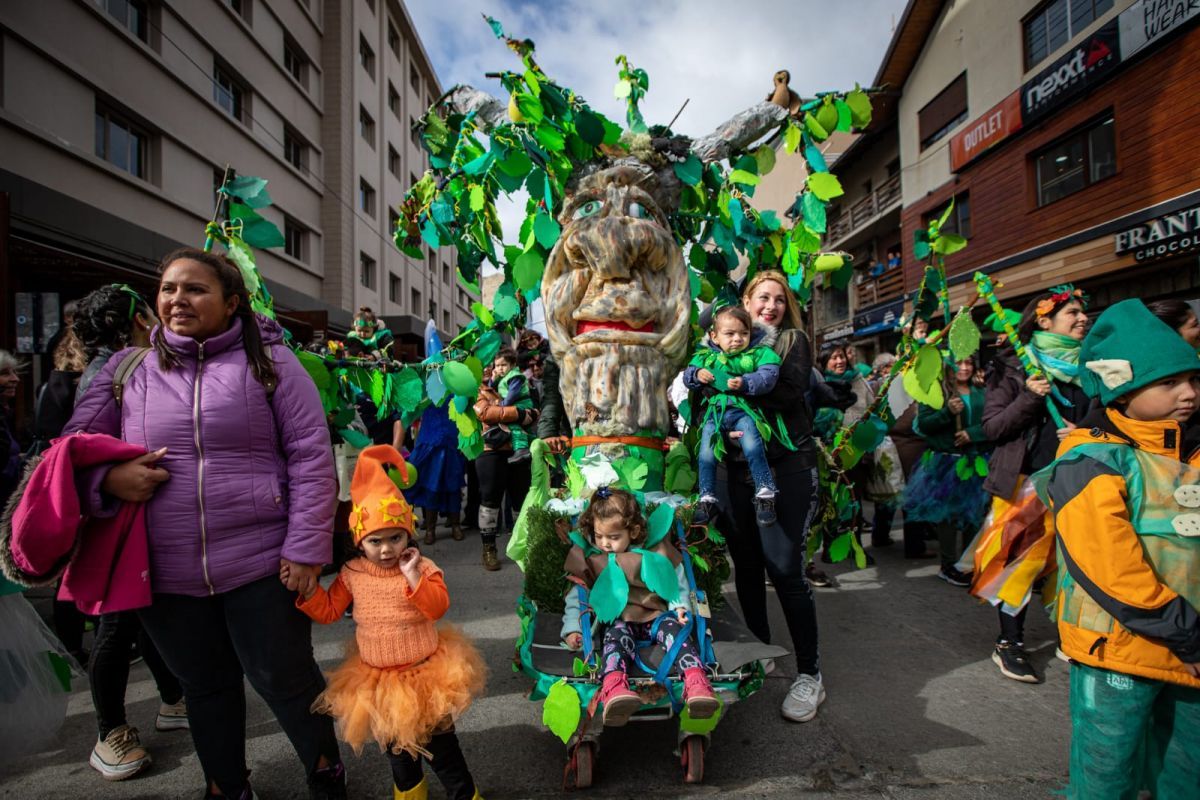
left=111, top=347, right=152, bottom=407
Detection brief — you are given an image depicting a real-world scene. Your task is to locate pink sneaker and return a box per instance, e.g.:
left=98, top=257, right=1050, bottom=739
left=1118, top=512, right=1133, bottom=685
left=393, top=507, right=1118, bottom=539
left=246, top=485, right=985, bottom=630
left=682, top=667, right=720, bottom=719
left=599, top=671, right=641, bottom=727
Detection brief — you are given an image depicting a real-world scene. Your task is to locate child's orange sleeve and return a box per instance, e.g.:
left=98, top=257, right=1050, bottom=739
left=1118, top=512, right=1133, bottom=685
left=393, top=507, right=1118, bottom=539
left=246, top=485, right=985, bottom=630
left=297, top=575, right=353, bottom=623
left=405, top=562, right=450, bottom=621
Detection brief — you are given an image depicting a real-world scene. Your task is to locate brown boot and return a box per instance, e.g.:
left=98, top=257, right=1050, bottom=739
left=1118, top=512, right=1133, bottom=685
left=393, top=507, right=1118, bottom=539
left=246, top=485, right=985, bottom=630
left=481, top=543, right=501, bottom=571
left=450, top=513, right=464, bottom=541
left=423, top=510, right=437, bottom=545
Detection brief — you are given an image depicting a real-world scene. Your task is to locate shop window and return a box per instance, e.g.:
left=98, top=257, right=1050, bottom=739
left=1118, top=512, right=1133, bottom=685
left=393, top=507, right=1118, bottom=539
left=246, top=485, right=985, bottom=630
left=359, top=105, right=375, bottom=148
left=1024, top=0, right=1114, bottom=70
left=360, top=34, right=375, bottom=80
left=360, top=253, right=376, bottom=289
left=284, top=217, right=306, bottom=262
left=389, top=273, right=402, bottom=303
left=918, top=72, right=967, bottom=150
left=359, top=178, right=376, bottom=217
left=95, top=104, right=149, bottom=179
left=213, top=63, right=247, bottom=123
left=284, top=127, right=307, bottom=170
left=1034, top=115, right=1115, bottom=207
left=99, top=0, right=149, bottom=42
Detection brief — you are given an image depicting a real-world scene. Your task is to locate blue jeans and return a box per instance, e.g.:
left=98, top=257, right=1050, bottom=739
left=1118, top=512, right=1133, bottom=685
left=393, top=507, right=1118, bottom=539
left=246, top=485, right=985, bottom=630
left=698, top=408, right=776, bottom=498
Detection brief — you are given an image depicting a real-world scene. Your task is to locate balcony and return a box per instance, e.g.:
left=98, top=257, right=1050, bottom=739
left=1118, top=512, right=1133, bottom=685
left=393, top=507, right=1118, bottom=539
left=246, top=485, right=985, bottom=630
left=855, top=267, right=905, bottom=309
left=826, top=173, right=902, bottom=247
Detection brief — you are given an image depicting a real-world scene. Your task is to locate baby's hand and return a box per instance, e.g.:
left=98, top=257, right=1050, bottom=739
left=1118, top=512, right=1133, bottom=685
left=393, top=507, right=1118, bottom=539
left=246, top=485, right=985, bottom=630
left=697, top=368, right=715, bottom=385
left=399, top=547, right=422, bottom=581
left=675, top=608, right=689, bottom=625
left=726, top=376, right=744, bottom=391
left=565, top=632, right=583, bottom=650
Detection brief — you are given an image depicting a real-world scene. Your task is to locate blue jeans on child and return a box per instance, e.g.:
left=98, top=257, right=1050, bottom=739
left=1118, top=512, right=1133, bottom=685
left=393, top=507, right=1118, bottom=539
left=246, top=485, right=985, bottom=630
left=698, top=407, right=776, bottom=498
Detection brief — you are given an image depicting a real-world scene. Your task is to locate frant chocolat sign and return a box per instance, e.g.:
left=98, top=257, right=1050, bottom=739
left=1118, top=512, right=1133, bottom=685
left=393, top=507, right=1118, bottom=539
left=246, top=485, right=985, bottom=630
left=1114, top=204, right=1200, bottom=263
left=1021, top=19, right=1121, bottom=124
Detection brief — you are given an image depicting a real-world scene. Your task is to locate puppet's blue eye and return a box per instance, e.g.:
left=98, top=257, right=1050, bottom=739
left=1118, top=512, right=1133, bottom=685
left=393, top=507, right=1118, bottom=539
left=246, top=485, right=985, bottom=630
left=572, top=200, right=602, bottom=219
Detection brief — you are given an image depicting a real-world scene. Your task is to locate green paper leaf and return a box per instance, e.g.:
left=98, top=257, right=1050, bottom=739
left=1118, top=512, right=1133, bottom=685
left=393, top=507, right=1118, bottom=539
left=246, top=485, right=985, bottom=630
left=933, top=232, right=968, bottom=255
left=846, top=86, right=873, bottom=128
left=850, top=415, right=888, bottom=453
left=975, top=454, right=989, bottom=477
left=369, top=370, right=386, bottom=410
left=948, top=312, right=982, bottom=361
left=828, top=531, right=852, bottom=563
left=673, top=153, right=703, bottom=186
left=902, top=363, right=944, bottom=409
left=572, top=657, right=589, bottom=678
left=804, top=143, right=827, bottom=173
left=575, top=109, right=605, bottom=146
left=514, top=93, right=544, bottom=124
left=474, top=329, right=502, bottom=365
left=913, top=343, right=943, bottom=389
left=543, top=679, right=582, bottom=745
left=645, top=503, right=675, bottom=547
left=513, top=249, right=543, bottom=292
left=816, top=98, right=839, bottom=134
left=638, top=549, right=679, bottom=604
left=834, top=99, right=852, bottom=132
left=807, top=172, right=844, bottom=201
left=471, top=302, right=495, bottom=328
left=804, top=112, right=829, bottom=141
left=533, top=212, right=560, bottom=249
left=442, top=361, right=478, bottom=397
left=337, top=427, right=371, bottom=449
left=728, top=169, right=760, bottom=187
left=228, top=203, right=285, bottom=248
left=784, top=122, right=802, bottom=154
left=754, top=145, right=776, bottom=176
left=680, top=701, right=722, bottom=735
left=802, top=192, right=827, bottom=233
left=830, top=261, right=854, bottom=290
left=955, top=456, right=972, bottom=480
left=426, top=368, right=447, bottom=406
left=937, top=200, right=956, bottom=230
left=465, top=356, right=483, bottom=385
left=221, top=175, right=271, bottom=208
left=469, top=185, right=486, bottom=212
left=591, top=554, right=630, bottom=623
left=494, top=295, right=521, bottom=322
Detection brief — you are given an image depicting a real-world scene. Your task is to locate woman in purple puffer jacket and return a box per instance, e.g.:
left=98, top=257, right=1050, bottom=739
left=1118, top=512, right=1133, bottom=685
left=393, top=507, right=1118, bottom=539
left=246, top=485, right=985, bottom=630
left=66, top=249, right=345, bottom=799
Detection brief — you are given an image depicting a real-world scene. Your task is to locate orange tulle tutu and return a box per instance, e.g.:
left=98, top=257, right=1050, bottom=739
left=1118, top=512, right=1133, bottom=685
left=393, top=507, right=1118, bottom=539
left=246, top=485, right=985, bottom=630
left=313, top=624, right=486, bottom=758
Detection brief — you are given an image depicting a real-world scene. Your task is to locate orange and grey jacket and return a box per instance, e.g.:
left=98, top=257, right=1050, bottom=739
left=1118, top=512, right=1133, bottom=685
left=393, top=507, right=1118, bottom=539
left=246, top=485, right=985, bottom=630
left=1033, top=409, right=1200, bottom=688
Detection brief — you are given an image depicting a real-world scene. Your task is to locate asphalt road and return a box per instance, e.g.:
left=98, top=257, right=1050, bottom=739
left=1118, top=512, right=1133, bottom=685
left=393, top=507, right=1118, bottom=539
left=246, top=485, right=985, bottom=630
left=1, top=522, right=1069, bottom=799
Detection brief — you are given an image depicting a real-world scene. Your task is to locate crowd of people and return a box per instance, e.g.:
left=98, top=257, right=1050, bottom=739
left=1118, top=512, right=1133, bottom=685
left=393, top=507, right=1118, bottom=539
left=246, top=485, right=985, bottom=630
left=0, top=254, right=1197, bottom=798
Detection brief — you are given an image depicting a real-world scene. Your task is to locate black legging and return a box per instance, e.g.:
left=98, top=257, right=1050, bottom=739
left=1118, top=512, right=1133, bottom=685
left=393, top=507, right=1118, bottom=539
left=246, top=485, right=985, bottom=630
left=475, top=450, right=530, bottom=544
left=717, top=452, right=821, bottom=676
left=388, top=728, right=475, bottom=799
left=90, top=611, right=183, bottom=738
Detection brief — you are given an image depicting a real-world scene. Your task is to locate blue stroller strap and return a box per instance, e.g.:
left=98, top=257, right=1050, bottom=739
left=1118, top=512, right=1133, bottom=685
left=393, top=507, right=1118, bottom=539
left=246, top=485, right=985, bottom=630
left=675, top=521, right=716, bottom=665
left=577, top=584, right=596, bottom=665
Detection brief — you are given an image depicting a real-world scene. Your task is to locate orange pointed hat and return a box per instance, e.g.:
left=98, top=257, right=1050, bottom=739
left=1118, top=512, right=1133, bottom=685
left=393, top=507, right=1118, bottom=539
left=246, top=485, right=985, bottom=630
left=348, top=444, right=415, bottom=544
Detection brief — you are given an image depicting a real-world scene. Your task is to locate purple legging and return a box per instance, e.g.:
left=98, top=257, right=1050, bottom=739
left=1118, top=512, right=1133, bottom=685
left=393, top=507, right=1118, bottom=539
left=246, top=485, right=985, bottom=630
left=601, top=617, right=702, bottom=676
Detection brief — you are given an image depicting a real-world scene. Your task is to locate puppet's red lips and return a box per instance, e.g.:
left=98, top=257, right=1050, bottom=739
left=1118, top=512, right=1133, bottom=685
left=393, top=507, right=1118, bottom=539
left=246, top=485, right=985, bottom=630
left=575, top=320, right=656, bottom=335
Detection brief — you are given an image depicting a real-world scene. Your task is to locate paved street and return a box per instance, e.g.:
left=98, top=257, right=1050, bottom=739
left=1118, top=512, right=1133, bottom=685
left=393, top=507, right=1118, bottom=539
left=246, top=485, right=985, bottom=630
left=1, top=525, right=1069, bottom=799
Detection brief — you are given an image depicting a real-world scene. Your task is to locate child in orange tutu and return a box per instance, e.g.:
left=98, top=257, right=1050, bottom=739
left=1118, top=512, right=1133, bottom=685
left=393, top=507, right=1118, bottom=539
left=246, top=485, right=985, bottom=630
left=291, top=444, right=486, bottom=800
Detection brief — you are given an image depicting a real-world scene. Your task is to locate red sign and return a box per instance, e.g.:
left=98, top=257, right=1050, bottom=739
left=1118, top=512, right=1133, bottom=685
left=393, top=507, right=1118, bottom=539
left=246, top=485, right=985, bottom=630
left=949, top=91, right=1023, bottom=171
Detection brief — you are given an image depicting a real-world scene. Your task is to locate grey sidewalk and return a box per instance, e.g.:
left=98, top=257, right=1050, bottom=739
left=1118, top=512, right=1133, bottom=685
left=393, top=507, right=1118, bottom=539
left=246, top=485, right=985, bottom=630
left=0, top=530, right=1068, bottom=799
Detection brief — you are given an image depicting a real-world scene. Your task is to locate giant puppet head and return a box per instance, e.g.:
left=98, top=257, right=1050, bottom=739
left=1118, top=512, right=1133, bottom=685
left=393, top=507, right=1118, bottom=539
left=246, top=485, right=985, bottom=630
left=541, top=162, right=691, bottom=435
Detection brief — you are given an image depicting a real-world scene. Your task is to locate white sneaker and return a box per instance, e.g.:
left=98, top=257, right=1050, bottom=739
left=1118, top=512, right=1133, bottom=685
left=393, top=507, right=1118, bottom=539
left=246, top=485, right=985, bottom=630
left=755, top=487, right=776, bottom=499
left=89, top=724, right=151, bottom=780
left=781, top=673, right=826, bottom=722
left=155, top=699, right=189, bottom=731
left=698, top=494, right=719, bottom=504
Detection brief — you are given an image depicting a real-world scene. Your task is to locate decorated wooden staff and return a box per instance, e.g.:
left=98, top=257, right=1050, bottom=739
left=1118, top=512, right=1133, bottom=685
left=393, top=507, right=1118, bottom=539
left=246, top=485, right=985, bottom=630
left=973, top=271, right=1066, bottom=428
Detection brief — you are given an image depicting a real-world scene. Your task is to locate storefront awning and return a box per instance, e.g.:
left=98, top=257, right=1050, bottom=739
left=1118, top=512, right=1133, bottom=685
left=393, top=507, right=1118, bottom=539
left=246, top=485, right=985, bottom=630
left=852, top=298, right=905, bottom=338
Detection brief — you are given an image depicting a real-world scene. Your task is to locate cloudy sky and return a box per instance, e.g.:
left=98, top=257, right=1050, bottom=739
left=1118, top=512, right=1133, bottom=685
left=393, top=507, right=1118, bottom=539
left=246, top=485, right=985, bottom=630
left=405, top=0, right=909, bottom=274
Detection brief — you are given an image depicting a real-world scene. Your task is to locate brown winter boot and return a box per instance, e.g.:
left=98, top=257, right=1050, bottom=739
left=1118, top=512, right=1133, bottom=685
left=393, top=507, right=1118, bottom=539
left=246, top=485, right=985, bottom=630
left=449, top=513, right=464, bottom=541
left=423, top=509, right=437, bottom=545
left=481, top=543, right=501, bottom=571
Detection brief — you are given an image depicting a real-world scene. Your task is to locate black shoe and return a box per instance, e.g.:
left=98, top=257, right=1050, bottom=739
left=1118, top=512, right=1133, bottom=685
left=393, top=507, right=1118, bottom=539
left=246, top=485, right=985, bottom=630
left=693, top=499, right=719, bottom=526
left=507, top=448, right=531, bottom=464
left=937, top=566, right=972, bottom=587
left=992, top=640, right=1041, bottom=684
left=805, top=563, right=837, bottom=588
left=308, top=761, right=347, bottom=799
left=754, top=495, right=777, bottom=527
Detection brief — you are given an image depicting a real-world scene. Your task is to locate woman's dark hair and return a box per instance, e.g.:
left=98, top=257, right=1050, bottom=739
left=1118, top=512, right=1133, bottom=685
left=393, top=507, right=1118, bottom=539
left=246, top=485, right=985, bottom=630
left=1145, top=299, right=1193, bottom=333
left=578, top=488, right=647, bottom=547
left=818, top=343, right=847, bottom=371
left=153, top=247, right=276, bottom=387
left=73, top=284, right=154, bottom=360
left=1013, top=291, right=1083, bottom=346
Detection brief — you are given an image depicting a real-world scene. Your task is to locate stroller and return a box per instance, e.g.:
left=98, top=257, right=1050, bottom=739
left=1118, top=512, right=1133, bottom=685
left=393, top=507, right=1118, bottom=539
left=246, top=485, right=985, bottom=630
left=514, top=511, right=787, bottom=788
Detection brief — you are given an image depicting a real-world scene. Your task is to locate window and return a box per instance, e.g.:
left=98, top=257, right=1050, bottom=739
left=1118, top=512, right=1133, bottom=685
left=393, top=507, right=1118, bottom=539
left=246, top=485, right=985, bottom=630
left=409, top=63, right=420, bottom=93
left=411, top=287, right=421, bottom=315
left=284, top=39, right=307, bottom=88
left=359, top=178, right=376, bottom=217
left=1024, top=0, right=1113, bottom=70
left=388, top=207, right=400, bottom=235
left=410, top=117, right=421, bottom=149
left=388, top=82, right=400, bottom=117
left=389, top=273, right=402, bottom=303
left=918, top=72, right=968, bottom=150
left=923, top=193, right=971, bottom=240
left=442, top=262, right=450, bottom=285
left=95, top=105, right=148, bottom=178
left=359, top=105, right=375, bottom=147
left=284, top=217, right=306, bottom=262
left=213, top=64, right=246, bottom=123
left=360, top=253, right=376, bottom=289
left=99, top=0, right=149, bottom=42
left=1035, top=115, right=1116, bottom=206
left=364, top=0, right=374, bottom=12
left=443, top=310, right=450, bottom=330
left=224, top=0, right=249, bottom=22
left=388, top=145, right=401, bottom=178
left=387, top=21, right=400, bottom=57
left=283, top=127, right=307, bottom=170
left=359, top=35, right=375, bottom=79
left=431, top=301, right=438, bottom=322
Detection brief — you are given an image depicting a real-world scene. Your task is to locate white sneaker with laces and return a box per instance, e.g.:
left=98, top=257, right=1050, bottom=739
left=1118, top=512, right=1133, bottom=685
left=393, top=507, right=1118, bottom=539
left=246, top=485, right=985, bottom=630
left=155, top=699, right=189, bottom=731
left=781, top=673, right=826, bottom=722
left=698, top=494, right=719, bottom=504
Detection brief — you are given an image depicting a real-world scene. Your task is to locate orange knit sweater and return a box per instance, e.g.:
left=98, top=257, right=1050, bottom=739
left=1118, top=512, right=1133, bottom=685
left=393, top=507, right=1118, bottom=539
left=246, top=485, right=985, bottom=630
left=297, top=556, right=448, bottom=669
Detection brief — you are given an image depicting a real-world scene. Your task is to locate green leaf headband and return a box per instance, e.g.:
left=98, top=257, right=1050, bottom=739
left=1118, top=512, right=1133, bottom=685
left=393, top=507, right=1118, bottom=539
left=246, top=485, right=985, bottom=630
left=111, top=283, right=146, bottom=321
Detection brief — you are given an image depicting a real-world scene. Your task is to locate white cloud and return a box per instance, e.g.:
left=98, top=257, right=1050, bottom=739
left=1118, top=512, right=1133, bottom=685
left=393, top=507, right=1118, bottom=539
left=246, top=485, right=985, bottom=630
left=405, top=0, right=907, bottom=267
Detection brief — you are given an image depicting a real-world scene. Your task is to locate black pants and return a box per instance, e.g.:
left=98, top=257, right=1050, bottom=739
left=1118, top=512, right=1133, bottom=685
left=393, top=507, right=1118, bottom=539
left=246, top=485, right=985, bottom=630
left=903, top=520, right=933, bottom=558
left=388, top=729, right=475, bottom=799
left=463, top=460, right=480, bottom=529
left=475, top=450, right=530, bottom=544
left=53, top=583, right=87, bottom=656
left=138, top=575, right=340, bottom=796
left=998, top=605, right=1028, bottom=644
left=90, top=611, right=183, bottom=738
left=717, top=455, right=821, bottom=676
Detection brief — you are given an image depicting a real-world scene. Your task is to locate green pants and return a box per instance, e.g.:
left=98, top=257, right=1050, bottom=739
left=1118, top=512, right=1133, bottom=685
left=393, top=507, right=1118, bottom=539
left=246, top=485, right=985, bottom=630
left=1068, top=663, right=1200, bottom=800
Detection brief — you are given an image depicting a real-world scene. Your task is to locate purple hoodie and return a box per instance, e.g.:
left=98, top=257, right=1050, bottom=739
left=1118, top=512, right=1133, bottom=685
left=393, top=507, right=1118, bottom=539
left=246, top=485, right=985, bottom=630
left=66, top=316, right=335, bottom=597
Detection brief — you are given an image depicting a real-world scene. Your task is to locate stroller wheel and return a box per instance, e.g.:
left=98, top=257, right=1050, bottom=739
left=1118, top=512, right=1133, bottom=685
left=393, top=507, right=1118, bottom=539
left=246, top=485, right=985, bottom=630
left=565, top=740, right=595, bottom=789
left=681, top=735, right=705, bottom=784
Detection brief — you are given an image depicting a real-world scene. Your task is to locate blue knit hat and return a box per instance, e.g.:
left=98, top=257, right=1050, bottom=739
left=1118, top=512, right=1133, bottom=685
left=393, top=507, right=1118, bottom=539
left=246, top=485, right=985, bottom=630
left=1080, top=300, right=1200, bottom=405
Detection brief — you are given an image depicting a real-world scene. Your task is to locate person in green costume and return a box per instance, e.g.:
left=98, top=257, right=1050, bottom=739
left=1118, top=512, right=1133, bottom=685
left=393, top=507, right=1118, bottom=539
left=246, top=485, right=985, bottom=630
left=491, top=346, right=534, bottom=462
left=345, top=306, right=394, bottom=359
left=683, top=305, right=785, bottom=527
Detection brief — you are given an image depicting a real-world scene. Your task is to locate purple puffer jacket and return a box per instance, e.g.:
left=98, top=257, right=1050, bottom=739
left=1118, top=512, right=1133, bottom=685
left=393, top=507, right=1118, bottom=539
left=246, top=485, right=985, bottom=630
left=66, top=316, right=335, bottom=597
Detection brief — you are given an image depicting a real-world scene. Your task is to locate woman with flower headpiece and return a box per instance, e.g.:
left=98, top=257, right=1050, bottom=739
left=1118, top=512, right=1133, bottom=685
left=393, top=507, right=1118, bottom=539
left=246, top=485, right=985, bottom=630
left=970, top=284, right=1098, bottom=683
